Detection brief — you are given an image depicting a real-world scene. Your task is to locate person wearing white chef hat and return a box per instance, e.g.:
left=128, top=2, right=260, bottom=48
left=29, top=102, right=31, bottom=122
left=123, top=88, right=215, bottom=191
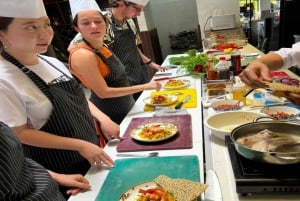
left=68, top=0, right=161, bottom=124
left=0, top=0, right=118, bottom=199
left=69, top=0, right=167, bottom=100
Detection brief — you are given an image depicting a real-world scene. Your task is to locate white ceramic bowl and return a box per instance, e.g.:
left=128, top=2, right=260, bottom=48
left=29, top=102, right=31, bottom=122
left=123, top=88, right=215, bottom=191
left=210, top=99, right=243, bottom=112
left=260, top=106, right=299, bottom=120
left=204, top=111, right=263, bottom=140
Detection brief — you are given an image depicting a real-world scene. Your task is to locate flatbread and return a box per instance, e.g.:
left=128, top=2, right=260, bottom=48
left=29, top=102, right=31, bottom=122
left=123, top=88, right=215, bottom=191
left=154, top=175, right=208, bottom=201
left=264, top=81, right=300, bottom=93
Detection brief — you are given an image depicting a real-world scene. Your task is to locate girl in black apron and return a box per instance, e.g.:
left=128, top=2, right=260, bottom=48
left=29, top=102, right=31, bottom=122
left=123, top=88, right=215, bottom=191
left=0, top=15, right=114, bottom=198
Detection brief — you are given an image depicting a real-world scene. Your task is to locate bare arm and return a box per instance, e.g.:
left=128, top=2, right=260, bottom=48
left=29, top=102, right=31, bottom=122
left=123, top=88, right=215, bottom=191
left=137, top=47, right=167, bottom=72
left=87, top=100, right=120, bottom=140
left=70, top=49, right=161, bottom=99
left=239, top=52, right=284, bottom=88
left=12, top=125, right=114, bottom=168
left=48, top=170, right=91, bottom=196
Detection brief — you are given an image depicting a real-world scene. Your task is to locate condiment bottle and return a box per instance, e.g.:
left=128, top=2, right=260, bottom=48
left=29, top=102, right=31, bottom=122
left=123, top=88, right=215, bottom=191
left=216, top=56, right=230, bottom=80
left=230, top=48, right=242, bottom=75
left=206, top=52, right=218, bottom=80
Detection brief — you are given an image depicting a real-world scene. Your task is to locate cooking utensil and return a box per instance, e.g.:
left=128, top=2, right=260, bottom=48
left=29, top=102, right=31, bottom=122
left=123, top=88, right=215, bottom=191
left=154, top=74, right=194, bottom=81
left=205, top=169, right=223, bottom=201
left=231, top=121, right=300, bottom=164
left=175, top=95, right=191, bottom=109
left=235, top=88, right=254, bottom=107
left=116, top=152, right=159, bottom=157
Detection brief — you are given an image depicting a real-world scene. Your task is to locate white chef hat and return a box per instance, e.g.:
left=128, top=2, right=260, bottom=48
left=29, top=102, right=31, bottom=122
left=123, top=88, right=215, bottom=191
left=69, top=0, right=102, bottom=20
left=0, top=0, right=47, bottom=18
left=126, top=0, right=149, bottom=6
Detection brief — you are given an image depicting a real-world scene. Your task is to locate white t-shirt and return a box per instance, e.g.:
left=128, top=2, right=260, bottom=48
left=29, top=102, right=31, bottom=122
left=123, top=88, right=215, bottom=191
left=0, top=55, right=72, bottom=129
left=275, top=42, right=300, bottom=68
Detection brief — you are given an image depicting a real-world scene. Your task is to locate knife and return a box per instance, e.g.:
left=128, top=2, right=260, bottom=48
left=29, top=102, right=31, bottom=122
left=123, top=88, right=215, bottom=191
left=154, top=74, right=194, bottom=81
left=174, top=95, right=191, bottom=109
left=205, top=169, right=223, bottom=201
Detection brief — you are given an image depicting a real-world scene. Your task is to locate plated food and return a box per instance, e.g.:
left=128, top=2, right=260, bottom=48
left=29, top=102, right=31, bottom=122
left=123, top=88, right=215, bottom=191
left=260, top=106, right=299, bottom=120
left=211, top=100, right=243, bottom=112
left=130, top=123, right=178, bottom=142
left=236, top=129, right=300, bottom=153
left=143, top=94, right=178, bottom=106
left=119, top=175, right=207, bottom=201
left=264, top=80, right=300, bottom=98
left=163, top=79, right=190, bottom=90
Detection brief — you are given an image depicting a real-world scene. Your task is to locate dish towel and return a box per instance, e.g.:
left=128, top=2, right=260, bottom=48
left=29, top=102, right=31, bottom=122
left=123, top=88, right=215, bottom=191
left=144, top=88, right=197, bottom=111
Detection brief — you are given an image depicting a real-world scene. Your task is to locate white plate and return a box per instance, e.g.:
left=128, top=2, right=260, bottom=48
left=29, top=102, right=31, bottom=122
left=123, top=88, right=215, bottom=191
left=130, top=123, right=178, bottom=142
left=119, top=181, right=158, bottom=201
left=163, top=79, right=190, bottom=90
left=143, top=94, right=178, bottom=106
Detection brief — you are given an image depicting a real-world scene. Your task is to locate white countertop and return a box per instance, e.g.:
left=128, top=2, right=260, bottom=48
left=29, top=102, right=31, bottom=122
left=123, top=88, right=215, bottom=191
left=202, top=44, right=300, bottom=201
left=69, top=44, right=300, bottom=201
left=68, top=53, right=205, bottom=201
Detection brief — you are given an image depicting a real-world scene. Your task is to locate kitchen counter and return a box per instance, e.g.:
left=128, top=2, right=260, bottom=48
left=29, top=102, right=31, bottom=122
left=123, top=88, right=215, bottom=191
left=68, top=43, right=300, bottom=201
left=203, top=44, right=300, bottom=201
left=68, top=52, right=205, bottom=201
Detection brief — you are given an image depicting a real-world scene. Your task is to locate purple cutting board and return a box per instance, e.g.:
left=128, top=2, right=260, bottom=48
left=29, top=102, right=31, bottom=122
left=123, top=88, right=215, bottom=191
left=117, top=114, right=192, bottom=152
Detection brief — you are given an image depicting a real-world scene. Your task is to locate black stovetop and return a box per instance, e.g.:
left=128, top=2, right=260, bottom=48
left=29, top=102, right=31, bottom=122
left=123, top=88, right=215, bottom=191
left=225, top=136, right=300, bottom=195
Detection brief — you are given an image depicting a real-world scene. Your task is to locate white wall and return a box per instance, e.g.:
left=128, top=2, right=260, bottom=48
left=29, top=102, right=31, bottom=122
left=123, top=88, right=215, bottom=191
left=196, top=0, right=240, bottom=38
left=138, top=0, right=240, bottom=58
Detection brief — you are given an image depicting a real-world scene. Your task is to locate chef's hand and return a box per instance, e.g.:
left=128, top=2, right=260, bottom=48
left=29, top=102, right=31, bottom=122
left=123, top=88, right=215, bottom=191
left=48, top=171, right=91, bottom=195
left=149, top=62, right=168, bottom=72
left=143, top=81, right=162, bottom=91
left=78, top=141, right=114, bottom=168
left=100, top=117, right=120, bottom=140
left=239, top=60, right=272, bottom=88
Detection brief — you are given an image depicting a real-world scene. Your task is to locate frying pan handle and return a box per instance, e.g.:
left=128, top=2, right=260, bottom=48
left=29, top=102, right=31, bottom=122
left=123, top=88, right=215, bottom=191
left=270, top=153, right=300, bottom=161
left=253, top=116, right=277, bottom=122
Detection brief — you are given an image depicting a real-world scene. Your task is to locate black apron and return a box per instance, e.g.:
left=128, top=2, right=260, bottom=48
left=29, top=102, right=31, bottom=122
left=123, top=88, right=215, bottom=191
left=108, top=18, right=150, bottom=99
left=81, top=40, right=135, bottom=124
left=1, top=51, right=98, bottom=176
left=0, top=122, right=66, bottom=201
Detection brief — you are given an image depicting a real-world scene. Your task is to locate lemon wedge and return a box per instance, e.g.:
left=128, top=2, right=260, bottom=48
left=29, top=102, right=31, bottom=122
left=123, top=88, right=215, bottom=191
left=223, top=48, right=232, bottom=53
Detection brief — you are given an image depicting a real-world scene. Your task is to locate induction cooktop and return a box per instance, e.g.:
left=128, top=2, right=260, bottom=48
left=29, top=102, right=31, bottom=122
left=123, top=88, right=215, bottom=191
left=225, top=136, right=300, bottom=196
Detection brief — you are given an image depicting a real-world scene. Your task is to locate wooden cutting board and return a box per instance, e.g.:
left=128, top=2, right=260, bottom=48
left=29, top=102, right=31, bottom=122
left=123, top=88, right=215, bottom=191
left=95, top=155, right=200, bottom=201
left=116, top=114, right=192, bottom=152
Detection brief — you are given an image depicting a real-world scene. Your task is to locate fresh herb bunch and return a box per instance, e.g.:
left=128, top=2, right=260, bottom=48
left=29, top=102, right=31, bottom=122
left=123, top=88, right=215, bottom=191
left=169, top=51, right=208, bottom=74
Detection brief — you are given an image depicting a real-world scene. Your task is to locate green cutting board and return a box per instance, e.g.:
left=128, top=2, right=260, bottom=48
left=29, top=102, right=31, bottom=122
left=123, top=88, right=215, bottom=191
left=95, top=155, right=200, bottom=201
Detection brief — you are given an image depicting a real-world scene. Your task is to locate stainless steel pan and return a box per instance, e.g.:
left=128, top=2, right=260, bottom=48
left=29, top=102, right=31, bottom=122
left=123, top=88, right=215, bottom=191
left=230, top=120, right=300, bottom=165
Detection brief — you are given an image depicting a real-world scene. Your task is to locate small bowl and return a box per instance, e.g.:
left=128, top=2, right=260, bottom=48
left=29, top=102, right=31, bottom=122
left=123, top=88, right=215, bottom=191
left=204, top=111, right=263, bottom=140
left=260, top=106, right=299, bottom=120
left=211, top=100, right=243, bottom=112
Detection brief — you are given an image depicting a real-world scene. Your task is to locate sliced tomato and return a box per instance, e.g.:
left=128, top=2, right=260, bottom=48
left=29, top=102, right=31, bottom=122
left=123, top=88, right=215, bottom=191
left=214, top=43, right=238, bottom=50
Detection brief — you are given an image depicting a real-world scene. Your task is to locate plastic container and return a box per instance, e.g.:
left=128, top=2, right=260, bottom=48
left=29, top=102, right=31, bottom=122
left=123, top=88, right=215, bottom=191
left=232, top=77, right=246, bottom=104
left=215, top=57, right=230, bottom=79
